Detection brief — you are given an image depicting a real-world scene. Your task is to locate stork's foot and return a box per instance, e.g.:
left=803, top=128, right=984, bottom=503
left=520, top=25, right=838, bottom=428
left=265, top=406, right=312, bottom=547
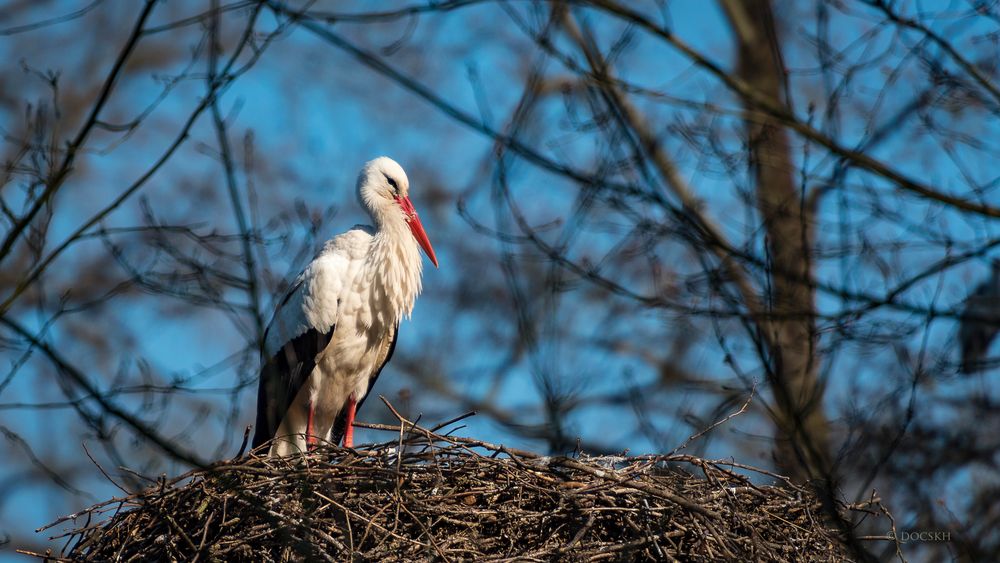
left=342, top=398, right=357, bottom=448
left=306, top=401, right=317, bottom=452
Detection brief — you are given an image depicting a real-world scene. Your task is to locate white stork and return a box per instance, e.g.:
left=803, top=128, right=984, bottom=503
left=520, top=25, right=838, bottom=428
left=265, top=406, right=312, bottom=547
left=252, top=157, right=437, bottom=456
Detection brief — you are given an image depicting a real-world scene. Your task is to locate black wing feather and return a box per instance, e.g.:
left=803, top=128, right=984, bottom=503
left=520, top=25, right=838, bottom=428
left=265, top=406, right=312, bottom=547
left=252, top=327, right=334, bottom=449
left=331, top=323, right=399, bottom=446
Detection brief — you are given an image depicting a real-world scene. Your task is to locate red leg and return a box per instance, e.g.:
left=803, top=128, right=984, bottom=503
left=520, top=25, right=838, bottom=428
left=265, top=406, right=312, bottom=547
left=306, top=401, right=317, bottom=451
left=342, top=397, right=357, bottom=448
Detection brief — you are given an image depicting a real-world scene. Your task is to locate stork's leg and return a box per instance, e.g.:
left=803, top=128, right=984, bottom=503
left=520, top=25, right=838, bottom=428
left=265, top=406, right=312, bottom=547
left=342, top=398, right=357, bottom=448
left=306, top=401, right=317, bottom=451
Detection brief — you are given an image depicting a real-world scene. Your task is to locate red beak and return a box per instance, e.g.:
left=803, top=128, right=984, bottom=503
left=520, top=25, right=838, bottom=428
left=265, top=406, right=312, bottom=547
left=396, top=196, right=438, bottom=268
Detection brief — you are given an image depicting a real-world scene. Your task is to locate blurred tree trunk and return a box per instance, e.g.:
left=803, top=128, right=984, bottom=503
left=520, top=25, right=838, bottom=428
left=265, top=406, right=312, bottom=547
left=721, top=0, right=830, bottom=483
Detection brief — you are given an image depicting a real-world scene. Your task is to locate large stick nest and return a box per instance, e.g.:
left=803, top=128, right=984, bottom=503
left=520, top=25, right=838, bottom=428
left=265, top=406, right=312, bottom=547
left=29, top=417, right=886, bottom=562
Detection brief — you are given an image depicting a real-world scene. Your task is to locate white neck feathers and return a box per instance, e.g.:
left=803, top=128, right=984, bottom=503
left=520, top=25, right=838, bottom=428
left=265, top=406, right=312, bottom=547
left=362, top=218, right=423, bottom=331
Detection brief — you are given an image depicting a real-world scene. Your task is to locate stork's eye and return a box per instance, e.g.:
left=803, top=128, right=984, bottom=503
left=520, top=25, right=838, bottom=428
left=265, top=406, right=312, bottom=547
left=384, top=174, right=398, bottom=192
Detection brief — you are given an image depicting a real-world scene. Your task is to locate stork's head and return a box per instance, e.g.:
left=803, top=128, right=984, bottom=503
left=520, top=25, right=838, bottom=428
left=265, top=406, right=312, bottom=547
left=357, top=157, right=438, bottom=267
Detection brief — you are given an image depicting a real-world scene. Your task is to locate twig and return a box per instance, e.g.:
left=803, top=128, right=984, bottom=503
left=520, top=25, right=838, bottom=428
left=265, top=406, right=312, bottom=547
left=671, top=381, right=756, bottom=455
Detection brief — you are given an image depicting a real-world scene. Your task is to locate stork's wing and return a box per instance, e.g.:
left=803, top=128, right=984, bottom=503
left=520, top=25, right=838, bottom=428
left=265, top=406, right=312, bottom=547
left=252, top=320, right=333, bottom=449
left=331, top=323, right=398, bottom=446
left=252, top=227, right=373, bottom=449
